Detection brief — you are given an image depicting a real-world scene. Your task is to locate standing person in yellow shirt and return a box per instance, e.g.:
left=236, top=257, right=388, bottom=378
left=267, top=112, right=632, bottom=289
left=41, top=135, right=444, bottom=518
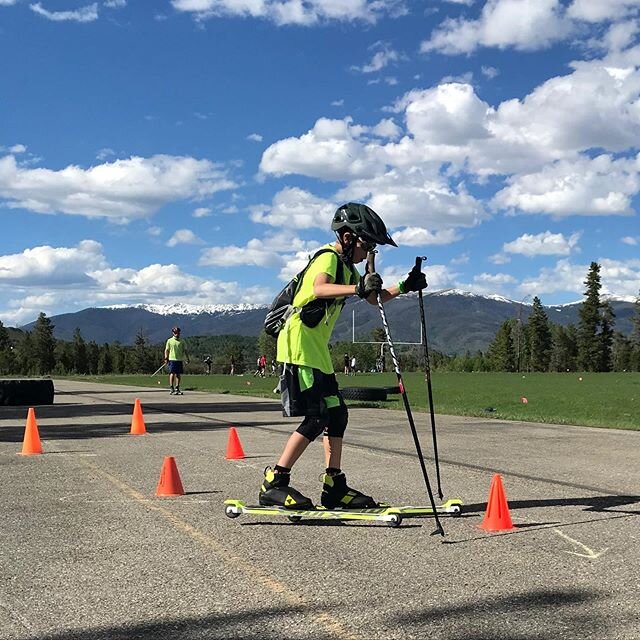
left=164, top=326, right=190, bottom=395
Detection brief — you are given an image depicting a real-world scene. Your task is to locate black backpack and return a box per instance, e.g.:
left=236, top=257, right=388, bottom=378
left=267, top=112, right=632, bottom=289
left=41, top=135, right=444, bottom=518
left=264, top=248, right=347, bottom=338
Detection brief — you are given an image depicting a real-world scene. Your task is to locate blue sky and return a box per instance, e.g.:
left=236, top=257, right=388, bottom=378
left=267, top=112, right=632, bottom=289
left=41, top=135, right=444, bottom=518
left=1, top=0, right=640, bottom=326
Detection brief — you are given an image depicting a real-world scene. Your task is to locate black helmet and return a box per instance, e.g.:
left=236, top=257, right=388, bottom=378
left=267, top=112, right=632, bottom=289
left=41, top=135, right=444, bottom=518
left=331, top=203, right=397, bottom=247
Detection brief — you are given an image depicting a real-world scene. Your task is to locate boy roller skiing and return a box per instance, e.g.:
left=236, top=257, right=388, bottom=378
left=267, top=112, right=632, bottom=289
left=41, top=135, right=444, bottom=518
left=258, top=202, right=428, bottom=511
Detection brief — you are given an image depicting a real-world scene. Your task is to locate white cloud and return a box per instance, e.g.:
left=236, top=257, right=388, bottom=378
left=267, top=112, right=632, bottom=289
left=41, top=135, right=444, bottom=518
left=567, top=0, right=640, bottom=23
left=0, top=0, right=19, bottom=6
left=597, top=20, right=640, bottom=53
left=502, top=231, right=581, bottom=256
left=0, top=241, right=274, bottom=325
left=0, top=240, right=107, bottom=286
left=398, top=83, right=492, bottom=145
left=352, top=43, right=403, bottom=73
left=104, top=0, right=126, bottom=7
left=170, top=0, right=408, bottom=25
left=481, top=65, right=500, bottom=78
left=519, top=257, right=640, bottom=299
left=331, top=99, right=344, bottom=107
left=30, top=2, right=99, bottom=22
left=489, top=253, right=511, bottom=264
left=260, top=117, right=387, bottom=181
left=250, top=187, right=336, bottom=230
left=622, top=235, right=639, bottom=245
left=193, top=206, right=211, bottom=218
left=166, top=229, right=204, bottom=247
left=336, top=170, right=488, bottom=230
left=247, top=133, right=263, bottom=142
left=475, top=272, right=517, bottom=284
left=147, top=226, right=162, bottom=237
left=493, top=155, right=640, bottom=216
left=379, top=263, right=460, bottom=292
left=392, top=227, right=462, bottom=246
left=199, top=232, right=318, bottom=270
left=421, top=0, right=571, bottom=55
left=96, top=148, right=115, bottom=161
left=0, top=154, right=236, bottom=221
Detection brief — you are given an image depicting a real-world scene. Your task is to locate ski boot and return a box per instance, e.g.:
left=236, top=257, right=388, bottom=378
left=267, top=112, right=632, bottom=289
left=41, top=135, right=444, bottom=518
left=320, top=472, right=378, bottom=509
left=259, top=467, right=313, bottom=509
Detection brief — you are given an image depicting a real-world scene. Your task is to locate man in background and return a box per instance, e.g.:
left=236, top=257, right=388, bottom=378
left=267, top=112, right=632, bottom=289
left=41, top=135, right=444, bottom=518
left=164, top=326, right=190, bottom=395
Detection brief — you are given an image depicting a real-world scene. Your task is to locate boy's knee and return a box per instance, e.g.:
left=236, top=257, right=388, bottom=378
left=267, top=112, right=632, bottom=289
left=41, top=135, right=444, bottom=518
left=324, top=403, right=348, bottom=438
left=296, top=416, right=328, bottom=442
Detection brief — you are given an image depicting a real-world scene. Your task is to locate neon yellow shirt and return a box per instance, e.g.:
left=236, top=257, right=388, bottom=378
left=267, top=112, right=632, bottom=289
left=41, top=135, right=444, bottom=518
left=165, top=336, right=188, bottom=361
left=276, top=244, right=359, bottom=374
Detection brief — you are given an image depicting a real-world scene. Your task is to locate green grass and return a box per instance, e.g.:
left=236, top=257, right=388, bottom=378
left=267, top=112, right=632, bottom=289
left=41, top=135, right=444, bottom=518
left=67, top=371, right=640, bottom=431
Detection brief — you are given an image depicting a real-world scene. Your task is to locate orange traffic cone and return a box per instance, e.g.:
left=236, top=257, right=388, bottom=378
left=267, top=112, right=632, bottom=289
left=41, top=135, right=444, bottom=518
left=20, top=407, right=43, bottom=456
left=225, top=427, right=245, bottom=460
left=156, top=456, right=185, bottom=497
left=480, top=474, right=515, bottom=532
left=130, top=398, right=147, bottom=435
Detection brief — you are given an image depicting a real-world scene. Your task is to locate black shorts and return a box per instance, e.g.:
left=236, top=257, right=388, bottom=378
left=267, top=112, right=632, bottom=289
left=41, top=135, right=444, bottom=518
left=280, top=364, right=341, bottom=418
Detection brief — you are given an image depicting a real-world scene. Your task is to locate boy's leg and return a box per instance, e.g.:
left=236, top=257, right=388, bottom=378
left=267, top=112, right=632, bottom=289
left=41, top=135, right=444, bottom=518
left=277, top=431, right=311, bottom=469
left=324, top=435, right=342, bottom=469
left=320, top=394, right=377, bottom=509
left=259, top=365, right=326, bottom=509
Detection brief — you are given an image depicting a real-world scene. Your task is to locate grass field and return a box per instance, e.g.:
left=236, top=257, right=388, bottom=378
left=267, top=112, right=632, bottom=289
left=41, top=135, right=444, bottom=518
left=69, top=371, right=640, bottom=431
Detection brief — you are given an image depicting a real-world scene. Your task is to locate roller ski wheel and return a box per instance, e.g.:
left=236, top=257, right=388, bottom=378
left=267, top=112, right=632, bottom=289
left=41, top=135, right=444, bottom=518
left=224, top=504, right=241, bottom=519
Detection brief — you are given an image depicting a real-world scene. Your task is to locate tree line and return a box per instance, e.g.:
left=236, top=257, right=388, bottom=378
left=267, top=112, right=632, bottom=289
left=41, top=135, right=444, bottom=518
left=1, top=261, right=638, bottom=376
left=449, top=262, right=640, bottom=373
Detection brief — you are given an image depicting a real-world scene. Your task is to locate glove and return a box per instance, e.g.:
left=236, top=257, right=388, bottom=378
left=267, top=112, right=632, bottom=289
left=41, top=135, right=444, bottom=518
left=401, top=265, right=427, bottom=293
left=356, top=272, right=383, bottom=298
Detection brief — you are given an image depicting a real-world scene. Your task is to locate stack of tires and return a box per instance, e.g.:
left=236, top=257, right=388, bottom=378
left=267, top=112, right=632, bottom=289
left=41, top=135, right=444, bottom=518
left=0, top=379, right=54, bottom=406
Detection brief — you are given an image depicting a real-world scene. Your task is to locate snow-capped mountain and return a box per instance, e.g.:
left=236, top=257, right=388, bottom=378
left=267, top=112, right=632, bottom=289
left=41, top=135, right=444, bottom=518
left=21, top=291, right=637, bottom=353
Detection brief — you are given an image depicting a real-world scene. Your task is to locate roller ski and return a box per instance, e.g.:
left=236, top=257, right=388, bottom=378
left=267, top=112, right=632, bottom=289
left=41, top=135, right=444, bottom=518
left=226, top=467, right=461, bottom=528
left=223, top=499, right=463, bottom=528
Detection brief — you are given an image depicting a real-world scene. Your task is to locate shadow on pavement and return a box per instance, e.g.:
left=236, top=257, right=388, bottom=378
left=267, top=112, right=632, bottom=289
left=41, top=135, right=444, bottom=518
left=393, top=588, right=613, bottom=640
left=0, top=417, right=279, bottom=443
left=461, top=494, right=640, bottom=515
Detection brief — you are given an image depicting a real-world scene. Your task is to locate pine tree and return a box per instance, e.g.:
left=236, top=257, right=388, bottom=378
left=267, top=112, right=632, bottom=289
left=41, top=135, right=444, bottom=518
left=598, top=301, right=615, bottom=372
left=32, top=312, right=56, bottom=375
left=16, top=332, right=37, bottom=375
left=73, top=328, right=88, bottom=374
left=630, top=291, right=640, bottom=371
left=87, top=341, right=100, bottom=375
left=577, top=262, right=603, bottom=371
left=612, top=333, right=632, bottom=372
left=527, top=297, right=552, bottom=372
left=487, top=320, right=516, bottom=371
left=98, top=344, right=114, bottom=374
left=0, top=320, right=15, bottom=374
left=549, top=324, right=578, bottom=372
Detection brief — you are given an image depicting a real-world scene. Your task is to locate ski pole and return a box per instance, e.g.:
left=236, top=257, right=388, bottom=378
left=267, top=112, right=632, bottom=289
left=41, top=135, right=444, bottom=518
left=368, top=252, right=445, bottom=537
left=151, top=362, right=166, bottom=377
left=416, top=255, right=443, bottom=500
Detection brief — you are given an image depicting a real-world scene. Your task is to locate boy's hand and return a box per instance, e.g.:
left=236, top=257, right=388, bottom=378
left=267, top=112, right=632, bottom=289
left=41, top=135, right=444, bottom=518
left=401, top=265, right=427, bottom=292
left=356, top=272, right=383, bottom=298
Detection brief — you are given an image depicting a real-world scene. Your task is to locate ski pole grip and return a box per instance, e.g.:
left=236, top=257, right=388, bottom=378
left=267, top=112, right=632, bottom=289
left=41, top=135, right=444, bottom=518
left=415, top=255, right=427, bottom=270
left=367, top=251, right=376, bottom=274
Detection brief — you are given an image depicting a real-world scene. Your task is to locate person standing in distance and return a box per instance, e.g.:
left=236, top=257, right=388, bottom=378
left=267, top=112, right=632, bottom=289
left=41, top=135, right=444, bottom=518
left=259, top=202, right=428, bottom=510
left=164, top=326, right=190, bottom=395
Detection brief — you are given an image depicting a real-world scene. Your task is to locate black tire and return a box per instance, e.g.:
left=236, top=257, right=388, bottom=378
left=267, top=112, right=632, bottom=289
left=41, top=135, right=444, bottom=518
left=340, top=387, right=387, bottom=402
left=0, top=379, right=54, bottom=406
left=383, top=386, right=401, bottom=395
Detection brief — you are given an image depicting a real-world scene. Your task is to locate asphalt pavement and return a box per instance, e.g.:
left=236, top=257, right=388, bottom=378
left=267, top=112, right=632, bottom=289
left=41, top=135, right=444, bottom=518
left=0, top=378, right=638, bottom=640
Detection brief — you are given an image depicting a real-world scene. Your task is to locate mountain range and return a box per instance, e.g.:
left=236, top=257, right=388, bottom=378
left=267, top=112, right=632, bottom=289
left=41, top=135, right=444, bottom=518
left=20, top=290, right=637, bottom=354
